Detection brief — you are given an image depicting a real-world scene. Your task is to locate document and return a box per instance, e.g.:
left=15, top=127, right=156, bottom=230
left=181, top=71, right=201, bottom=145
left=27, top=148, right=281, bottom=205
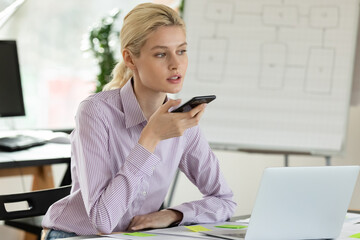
left=144, top=222, right=245, bottom=239
left=105, top=223, right=238, bottom=239
left=235, top=217, right=250, bottom=224
left=82, top=238, right=111, bottom=240
left=337, top=213, right=360, bottom=239
left=105, top=233, right=193, bottom=240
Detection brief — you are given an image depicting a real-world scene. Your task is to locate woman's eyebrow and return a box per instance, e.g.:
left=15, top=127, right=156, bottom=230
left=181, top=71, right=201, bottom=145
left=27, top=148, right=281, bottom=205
left=178, top=42, right=187, bottom=47
left=150, top=42, right=187, bottom=51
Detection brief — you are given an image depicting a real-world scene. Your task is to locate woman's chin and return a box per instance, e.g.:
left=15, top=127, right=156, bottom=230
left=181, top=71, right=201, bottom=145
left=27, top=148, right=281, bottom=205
left=169, top=83, right=184, bottom=94
left=167, top=88, right=182, bottom=94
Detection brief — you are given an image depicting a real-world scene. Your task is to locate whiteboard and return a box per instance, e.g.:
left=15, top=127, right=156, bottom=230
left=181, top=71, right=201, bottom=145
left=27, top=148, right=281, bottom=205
left=181, top=0, right=359, bottom=155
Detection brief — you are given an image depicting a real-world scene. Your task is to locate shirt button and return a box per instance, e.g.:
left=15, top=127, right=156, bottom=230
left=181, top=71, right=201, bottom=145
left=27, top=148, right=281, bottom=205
left=142, top=191, right=147, bottom=196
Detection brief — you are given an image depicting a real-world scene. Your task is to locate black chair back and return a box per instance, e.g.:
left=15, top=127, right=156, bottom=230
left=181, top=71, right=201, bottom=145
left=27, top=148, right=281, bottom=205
left=0, top=185, right=71, bottom=221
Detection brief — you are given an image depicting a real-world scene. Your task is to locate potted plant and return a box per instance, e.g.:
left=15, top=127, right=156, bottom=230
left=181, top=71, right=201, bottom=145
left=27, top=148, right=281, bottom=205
left=82, top=9, right=120, bottom=93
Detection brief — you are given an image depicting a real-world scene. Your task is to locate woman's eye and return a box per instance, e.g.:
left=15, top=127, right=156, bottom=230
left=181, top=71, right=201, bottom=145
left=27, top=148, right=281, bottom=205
left=178, top=49, right=187, bottom=55
left=155, top=53, right=166, bottom=58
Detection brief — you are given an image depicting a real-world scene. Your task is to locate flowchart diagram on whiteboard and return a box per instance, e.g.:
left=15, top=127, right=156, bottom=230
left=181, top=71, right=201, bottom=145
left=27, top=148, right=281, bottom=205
left=181, top=0, right=359, bottom=154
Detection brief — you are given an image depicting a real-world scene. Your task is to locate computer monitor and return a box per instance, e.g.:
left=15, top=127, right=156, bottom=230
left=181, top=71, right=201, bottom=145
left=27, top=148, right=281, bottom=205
left=0, top=40, right=25, bottom=117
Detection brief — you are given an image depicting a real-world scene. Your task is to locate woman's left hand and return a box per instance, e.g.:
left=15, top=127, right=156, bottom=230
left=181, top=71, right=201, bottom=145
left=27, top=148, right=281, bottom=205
left=126, top=209, right=183, bottom=231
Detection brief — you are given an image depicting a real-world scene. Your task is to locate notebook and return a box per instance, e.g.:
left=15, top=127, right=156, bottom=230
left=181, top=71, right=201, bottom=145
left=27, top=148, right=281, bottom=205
left=202, top=166, right=360, bottom=240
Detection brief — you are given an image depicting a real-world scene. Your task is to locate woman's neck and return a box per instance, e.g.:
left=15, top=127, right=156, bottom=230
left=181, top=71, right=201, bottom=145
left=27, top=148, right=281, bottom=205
left=132, top=79, right=167, bottom=120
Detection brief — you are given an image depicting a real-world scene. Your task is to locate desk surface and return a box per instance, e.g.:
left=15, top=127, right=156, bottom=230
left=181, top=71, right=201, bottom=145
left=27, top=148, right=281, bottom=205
left=0, top=143, right=71, bottom=168
left=60, top=213, right=360, bottom=240
left=0, top=142, right=72, bottom=188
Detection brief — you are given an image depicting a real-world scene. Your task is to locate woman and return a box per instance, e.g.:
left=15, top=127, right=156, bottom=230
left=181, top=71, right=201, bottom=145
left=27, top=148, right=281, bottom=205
left=41, top=3, right=236, bottom=239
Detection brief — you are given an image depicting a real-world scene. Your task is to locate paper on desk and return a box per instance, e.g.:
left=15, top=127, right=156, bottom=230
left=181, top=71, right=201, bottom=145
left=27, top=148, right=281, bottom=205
left=308, top=212, right=360, bottom=240
left=105, top=232, right=190, bottom=240
left=106, top=222, right=246, bottom=240
left=345, top=213, right=360, bottom=224
left=185, top=225, right=211, bottom=232
left=144, top=231, right=213, bottom=239
left=215, top=224, right=247, bottom=229
left=337, top=222, right=360, bottom=239
left=123, top=232, right=156, bottom=237
left=82, top=238, right=112, bottom=240
left=235, top=217, right=250, bottom=224
left=145, top=222, right=236, bottom=239
left=350, top=233, right=360, bottom=238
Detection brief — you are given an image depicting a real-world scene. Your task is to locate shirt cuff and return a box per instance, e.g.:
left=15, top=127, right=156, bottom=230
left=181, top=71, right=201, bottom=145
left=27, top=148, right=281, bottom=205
left=126, top=143, right=161, bottom=176
left=169, top=204, right=196, bottom=225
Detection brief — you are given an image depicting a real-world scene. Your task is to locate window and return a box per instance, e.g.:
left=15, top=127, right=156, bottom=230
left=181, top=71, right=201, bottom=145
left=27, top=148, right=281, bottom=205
left=0, top=0, right=147, bottom=130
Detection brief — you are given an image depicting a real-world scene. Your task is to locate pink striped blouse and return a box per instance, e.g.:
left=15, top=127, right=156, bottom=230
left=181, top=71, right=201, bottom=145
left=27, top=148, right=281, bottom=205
left=42, top=80, right=236, bottom=235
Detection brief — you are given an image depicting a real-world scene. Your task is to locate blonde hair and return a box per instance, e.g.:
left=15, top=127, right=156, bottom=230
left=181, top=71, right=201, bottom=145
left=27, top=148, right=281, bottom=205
left=103, top=3, right=186, bottom=91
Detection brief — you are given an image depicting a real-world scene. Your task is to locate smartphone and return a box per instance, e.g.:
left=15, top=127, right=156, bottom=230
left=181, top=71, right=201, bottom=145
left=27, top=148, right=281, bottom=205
left=171, top=95, right=216, bottom=113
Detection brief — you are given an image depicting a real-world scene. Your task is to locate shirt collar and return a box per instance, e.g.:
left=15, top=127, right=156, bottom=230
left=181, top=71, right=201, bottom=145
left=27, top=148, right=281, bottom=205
left=121, top=78, right=147, bottom=129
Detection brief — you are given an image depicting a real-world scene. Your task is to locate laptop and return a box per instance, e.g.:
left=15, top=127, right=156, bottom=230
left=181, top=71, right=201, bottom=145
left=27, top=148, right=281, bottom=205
left=202, top=166, right=360, bottom=240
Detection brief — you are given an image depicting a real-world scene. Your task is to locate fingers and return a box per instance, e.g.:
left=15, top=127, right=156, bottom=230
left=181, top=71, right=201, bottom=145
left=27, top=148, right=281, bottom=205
left=130, top=216, right=150, bottom=231
left=178, top=106, right=206, bottom=131
left=127, top=216, right=143, bottom=231
left=126, top=216, right=154, bottom=232
left=172, top=103, right=206, bottom=118
left=193, top=105, right=206, bottom=120
left=144, top=101, right=207, bottom=141
left=176, top=104, right=206, bottom=129
left=160, top=99, right=181, bottom=113
left=127, top=210, right=181, bottom=232
left=188, top=103, right=207, bottom=118
left=129, top=222, right=146, bottom=231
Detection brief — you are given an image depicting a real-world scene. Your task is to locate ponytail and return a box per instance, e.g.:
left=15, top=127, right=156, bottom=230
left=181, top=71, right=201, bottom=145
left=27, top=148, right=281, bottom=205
left=103, top=61, right=133, bottom=91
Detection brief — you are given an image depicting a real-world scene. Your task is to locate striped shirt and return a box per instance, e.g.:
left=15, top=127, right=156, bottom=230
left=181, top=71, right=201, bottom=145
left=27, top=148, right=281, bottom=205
left=42, top=79, right=236, bottom=235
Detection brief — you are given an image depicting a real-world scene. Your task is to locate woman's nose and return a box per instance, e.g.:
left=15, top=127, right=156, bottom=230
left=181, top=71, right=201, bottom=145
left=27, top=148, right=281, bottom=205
left=169, top=55, right=180, bottom=70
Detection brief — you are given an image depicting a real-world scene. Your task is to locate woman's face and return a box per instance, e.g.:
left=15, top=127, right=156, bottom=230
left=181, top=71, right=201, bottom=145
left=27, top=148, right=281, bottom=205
left=132, top=25, right=188, bottom=95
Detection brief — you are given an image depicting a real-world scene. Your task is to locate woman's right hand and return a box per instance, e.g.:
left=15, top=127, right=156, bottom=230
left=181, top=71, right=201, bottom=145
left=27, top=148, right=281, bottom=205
left=138, top=99, right=206, bottom=152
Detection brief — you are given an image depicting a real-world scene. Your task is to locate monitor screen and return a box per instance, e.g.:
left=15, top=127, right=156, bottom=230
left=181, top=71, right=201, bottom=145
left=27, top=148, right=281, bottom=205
left=0, top=40, right=25, bottom=117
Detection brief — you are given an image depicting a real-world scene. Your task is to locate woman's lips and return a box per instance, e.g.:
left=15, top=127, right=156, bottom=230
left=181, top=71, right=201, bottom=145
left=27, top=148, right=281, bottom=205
left=167, top=75, right=182, bottom=84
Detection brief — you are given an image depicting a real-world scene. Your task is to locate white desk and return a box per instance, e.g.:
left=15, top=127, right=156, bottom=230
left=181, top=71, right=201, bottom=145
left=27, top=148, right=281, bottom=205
left=0, top=143, right=71, bottom=189
left=61, top=213, right=360, bottom=240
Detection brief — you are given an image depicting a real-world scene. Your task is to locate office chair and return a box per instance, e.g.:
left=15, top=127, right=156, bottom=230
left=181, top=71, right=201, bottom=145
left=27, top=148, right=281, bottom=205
left=0, top=185, right=72, bottom=240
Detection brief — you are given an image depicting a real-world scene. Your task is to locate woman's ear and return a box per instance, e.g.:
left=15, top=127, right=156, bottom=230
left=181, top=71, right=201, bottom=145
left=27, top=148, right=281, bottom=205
left=122, top=49, right=136, bottom=70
